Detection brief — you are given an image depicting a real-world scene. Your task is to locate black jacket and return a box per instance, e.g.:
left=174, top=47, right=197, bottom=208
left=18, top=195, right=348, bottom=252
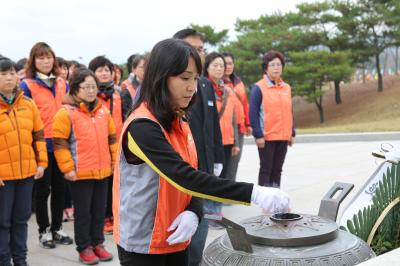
left=188, top=77, right=224, bottom=174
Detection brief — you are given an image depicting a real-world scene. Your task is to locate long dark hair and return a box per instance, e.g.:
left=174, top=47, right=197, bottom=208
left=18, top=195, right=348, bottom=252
left=222, top=51, right=239, bottom=84
left=133, top=38, right=202, bottom=131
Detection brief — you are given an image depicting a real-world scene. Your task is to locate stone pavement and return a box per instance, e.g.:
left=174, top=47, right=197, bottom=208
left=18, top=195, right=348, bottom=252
left=25, top=139, right=399, bottom=265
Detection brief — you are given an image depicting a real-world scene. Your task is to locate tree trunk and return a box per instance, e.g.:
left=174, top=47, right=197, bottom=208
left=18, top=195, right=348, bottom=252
left=334, top=80, right=342, bottom=104
left=375, top=52, right=383, bottom=92
left=315, top=95, right=324, bottom=123
left=396, top=47, right=399, bottom=75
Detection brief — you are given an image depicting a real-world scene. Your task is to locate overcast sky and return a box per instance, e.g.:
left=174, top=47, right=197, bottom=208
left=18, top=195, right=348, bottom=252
left=2, top=0, right=315, bottom=64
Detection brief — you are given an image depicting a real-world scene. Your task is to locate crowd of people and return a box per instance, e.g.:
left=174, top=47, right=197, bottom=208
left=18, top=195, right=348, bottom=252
left=0, top=28, right=294, bottom=266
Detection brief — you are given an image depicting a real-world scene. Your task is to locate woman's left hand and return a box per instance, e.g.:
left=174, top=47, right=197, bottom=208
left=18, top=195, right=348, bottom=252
left=0, top=179, right=4, bottom=187
left=166, top=211, right=199, bottom=245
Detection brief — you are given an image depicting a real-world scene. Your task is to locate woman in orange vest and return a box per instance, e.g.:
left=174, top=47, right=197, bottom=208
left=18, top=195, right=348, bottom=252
left=249, top=49, right=295, bottom=188
left=113, top=64, right=123, bottom=88
left=52, top=68, right=117, bottom=265
left=120, top=54, right=146, bottom=100
left=202, top=52, right=241, bottom=223
left=222, top=52, right=251, bottom=182
left=88, top=56, right=130, bottom=235
left=0, top=57, right=47, bottom=266
left=204, top=52, right=241, bottom=179
left=19, top=42, right=73, bottom=249
left=113, top=38, right=290, bottom=266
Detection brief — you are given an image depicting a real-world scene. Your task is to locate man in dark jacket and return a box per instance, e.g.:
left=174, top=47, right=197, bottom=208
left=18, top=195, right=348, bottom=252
left=173, top=28, right=225, bottom=266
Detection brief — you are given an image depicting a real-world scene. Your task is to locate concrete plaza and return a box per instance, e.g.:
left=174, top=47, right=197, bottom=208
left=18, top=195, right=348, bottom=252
left=25, top=138, right=400, bottom=265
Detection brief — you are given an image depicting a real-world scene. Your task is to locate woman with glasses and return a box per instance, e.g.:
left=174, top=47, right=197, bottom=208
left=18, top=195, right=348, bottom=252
left=202, top=52, right=241, bottom=223
left=52, top=69, right=117, bottom=265
left=249, top=49, right=295, bottom=189
left=204, top=52, right=241, bottom=181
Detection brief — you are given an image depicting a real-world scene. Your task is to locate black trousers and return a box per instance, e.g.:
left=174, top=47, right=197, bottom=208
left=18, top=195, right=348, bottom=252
left=257, top=140, right=288, bottom=187
left=0, top=178, right=33, bottom=265
left=117, top=246, right=188, bottom=266
left=105, top=175, right=113, bottom=218
left=35, top=152, right=66, bottom=233
left=220, top=145, right=233, bottom=179
left=69, top=178, right=108, bottom=252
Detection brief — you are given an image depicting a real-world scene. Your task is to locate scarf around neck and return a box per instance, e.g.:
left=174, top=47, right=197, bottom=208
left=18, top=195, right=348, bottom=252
left=209, top=76, right=225, bottom=98
left=97, top=81, right=115, bottom=100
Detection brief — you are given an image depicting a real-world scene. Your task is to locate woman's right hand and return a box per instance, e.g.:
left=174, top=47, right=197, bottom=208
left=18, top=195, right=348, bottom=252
left=64, top=171, right=77, bottom=182
left=251, top=185, right=290, bottom=213
left=255, top=138, right=265, bottom=149
left=0, top=179, right=4, bottom=187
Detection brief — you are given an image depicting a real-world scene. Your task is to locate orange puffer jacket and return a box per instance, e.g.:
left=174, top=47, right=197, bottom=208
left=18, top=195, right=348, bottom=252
left=0, top=91, right=48, bottom=180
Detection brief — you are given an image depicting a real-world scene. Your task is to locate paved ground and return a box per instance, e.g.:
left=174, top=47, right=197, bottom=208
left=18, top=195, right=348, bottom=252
left=25, top=139, right=399, bottom=265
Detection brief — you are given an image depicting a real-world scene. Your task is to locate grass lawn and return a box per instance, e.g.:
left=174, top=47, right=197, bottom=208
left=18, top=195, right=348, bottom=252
left=294, top=76, right=400, bottom=134
left=297, top=117, right=400, bottom=134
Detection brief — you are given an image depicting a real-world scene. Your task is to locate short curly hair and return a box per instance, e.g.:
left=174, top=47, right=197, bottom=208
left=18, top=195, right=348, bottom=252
left=261, top=49, right=285, bottom=71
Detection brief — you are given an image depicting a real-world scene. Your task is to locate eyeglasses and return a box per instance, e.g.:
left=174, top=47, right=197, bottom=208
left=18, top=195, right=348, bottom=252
left=210, top=63, right=224, bottom=69
left=79, top=85, right=97, bottom=91
left=268, top=63, right=282, bottom=68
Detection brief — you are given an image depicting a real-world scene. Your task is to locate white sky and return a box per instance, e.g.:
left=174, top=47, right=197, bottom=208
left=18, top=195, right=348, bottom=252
left=1, top=0, right=314, bottom=64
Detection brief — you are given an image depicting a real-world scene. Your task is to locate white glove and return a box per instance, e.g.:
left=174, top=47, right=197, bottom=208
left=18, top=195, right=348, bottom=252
left=166, top=210, right=199, bottom=245
left=213, top=163, right=223, bottom=176
left=251, top=185, right=290, bottom=213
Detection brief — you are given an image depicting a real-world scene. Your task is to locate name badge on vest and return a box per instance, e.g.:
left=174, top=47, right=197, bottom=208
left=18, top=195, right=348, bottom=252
left=207, top=100, right=214, bottom=106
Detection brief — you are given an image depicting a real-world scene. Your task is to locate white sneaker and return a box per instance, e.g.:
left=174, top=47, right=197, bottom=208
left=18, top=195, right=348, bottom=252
left=372, top=143, right=400, bottom=164
left=39, top=230, right=56, bottom=249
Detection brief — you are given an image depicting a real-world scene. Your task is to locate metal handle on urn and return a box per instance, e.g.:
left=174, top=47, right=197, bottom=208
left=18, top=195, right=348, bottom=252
left=318, top=182, right=354, bottom=222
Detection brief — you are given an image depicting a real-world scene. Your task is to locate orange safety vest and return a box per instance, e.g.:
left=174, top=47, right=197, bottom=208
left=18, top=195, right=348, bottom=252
left=62, top=104, right=113, bottom=179
left=226, top=80, right=246, bottom=135
left=24, top=78, right=67, bottom=138
left=256, top=76, right=293, bottom=141
left=113, top=103, right=198, bottom=254
left=121, top=79, right=137, bottom=100
left=216, top=89, right=237, bottom=145
left=98, top=90, right=123, bottom=139
left=234, top=81, right=250, bottom=131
